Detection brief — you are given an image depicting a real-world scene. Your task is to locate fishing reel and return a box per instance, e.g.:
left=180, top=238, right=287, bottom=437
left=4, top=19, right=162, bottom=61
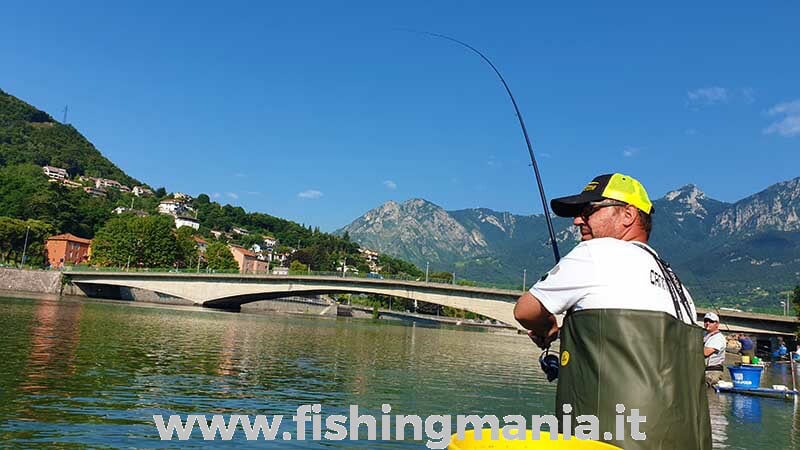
left=539, top=348, right=560, bottom=382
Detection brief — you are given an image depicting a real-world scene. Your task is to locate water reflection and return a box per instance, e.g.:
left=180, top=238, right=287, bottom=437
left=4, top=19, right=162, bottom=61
left=22, top=299, right=84, bottom=391
left=0, top=296, right=797, bottom=449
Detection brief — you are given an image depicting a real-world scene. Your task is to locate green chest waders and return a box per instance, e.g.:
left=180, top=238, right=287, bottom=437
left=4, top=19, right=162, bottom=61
left=556, top=309, right=712, bottom=449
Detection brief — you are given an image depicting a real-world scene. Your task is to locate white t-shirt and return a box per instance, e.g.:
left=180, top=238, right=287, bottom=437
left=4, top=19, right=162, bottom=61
left=529, top=238, right=698, bottom=325
left=704, top=332, right=726, bottom=367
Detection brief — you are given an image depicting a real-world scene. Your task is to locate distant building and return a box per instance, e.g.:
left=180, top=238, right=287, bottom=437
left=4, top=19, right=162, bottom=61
left=272, top=266, right=289, bottom=276
left=48, top=178, right=82, bottom=189
left=83, top=186, right=107, bottom=198
left=95, top=178, right=124, bottom=190
left=263, top=236, right=277, bottom=248
left=232, top=227, right=249, bottom=236
left=112, top=207, right=147, bottom=216
left=175, top=216, right=200, bottom=230
left=42, top=165, right=68, bottom=179
left=173, top=192, right=193, bottom=201
left=210, top=230, right=224, bottom=239
left=193, top=236, right=208, bottom=253
left=157, top=199, right=185, bottom=216
left=229, top=245, right=267, bottom=274
left=45, top=233, right=91, bottom=267
left=132, top=186, right=154, bottom=197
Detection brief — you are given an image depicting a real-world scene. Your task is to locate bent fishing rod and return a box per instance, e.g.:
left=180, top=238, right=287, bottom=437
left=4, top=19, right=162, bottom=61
left=414, top=31, right=561, bottom=264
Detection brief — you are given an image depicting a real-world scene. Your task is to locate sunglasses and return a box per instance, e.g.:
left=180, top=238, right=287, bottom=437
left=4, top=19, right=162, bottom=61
left=579, top=200, right=628, bottom=219
left=703, top=319, right=717, bottom=323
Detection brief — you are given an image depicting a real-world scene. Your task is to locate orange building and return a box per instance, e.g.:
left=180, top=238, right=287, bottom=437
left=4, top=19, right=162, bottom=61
left=229, top=245, right=267, bottom=274
left=45, top=233, right=92, bottom=268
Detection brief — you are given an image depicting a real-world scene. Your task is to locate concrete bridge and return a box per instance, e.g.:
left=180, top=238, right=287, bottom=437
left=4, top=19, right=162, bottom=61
left=64, top=271, right=525, bottom=329
left=64, top=271, right=798, bottom=336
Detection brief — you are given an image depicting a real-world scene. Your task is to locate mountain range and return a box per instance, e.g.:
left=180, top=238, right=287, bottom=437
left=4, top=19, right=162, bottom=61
left=339, top=180, right=800, bottom=309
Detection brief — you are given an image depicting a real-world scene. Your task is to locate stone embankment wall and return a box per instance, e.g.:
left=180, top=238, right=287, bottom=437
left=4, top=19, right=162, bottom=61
left=242, top=296, right=337, bottom=316
left=0, top=267, right=62, bottom=294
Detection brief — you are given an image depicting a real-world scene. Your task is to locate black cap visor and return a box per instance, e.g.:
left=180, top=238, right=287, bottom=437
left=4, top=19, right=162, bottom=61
left=550, top=191, right=604, bottom=218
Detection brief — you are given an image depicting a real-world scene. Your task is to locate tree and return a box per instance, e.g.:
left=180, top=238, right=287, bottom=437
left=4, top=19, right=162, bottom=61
left=91, top=215, right=179, bottom=268
left=290, top=259, right=308, bottom=274
left=0, top=216, right=55, bottom=266
left=175, top=227, right=200, bottom=269
left=792, top=285, right=800, bottom=317
left=206, top=242, right=238, bottom=271
left=429, top=271, right=453, bottom=283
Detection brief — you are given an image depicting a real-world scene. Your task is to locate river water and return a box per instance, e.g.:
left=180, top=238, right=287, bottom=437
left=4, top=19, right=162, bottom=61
left=0, top=295, right=797, bottom=449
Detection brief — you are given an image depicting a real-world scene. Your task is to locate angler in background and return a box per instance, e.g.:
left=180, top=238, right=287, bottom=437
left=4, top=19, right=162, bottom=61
left=514, top=173, right=711, bottom=450
left=703, top=313, right=726, bottom=386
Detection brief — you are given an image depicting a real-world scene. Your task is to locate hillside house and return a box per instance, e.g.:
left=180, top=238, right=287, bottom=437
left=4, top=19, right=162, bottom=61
left=45, top=233, right=91, bottom=268
left=48, top=178, right=82, bottom=189
left=95, top=178, right=124, bottom=190
left=157, top=199, right=185, bottom=216
left=42, top=165, right=68, bottom=180
left=232, top=227, right=249, bottom=236
left=263, top=236, right=277, bottom=248
left=173, top=192, right=193, bottom=201
left=229, top=245, right=267, bottom=274
left=132, top=186, right=153, bottom=197
left=83, top=186, right=107, bottom=198
left=175, top=216, right=200, bottom=230
left=112, top=207, right=147, bottom=216
left=193, top=236, right=208, bottom=253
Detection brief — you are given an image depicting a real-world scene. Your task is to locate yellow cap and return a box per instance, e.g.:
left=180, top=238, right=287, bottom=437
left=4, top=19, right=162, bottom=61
left=551, top=173, right=653, bottom=217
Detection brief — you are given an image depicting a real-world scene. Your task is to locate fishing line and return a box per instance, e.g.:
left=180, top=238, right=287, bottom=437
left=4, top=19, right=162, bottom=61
left=405, top=29, right=561, bottom=263
left=405, top=30, right=562, bottom=381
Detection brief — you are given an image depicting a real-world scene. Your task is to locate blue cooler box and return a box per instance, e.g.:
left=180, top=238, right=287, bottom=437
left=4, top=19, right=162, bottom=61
left=728, top=365, right=763, bottom=390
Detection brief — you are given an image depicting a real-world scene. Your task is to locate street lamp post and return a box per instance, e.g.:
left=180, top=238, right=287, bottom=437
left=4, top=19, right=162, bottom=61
left=522, top=268, right=527, bottom=292
left=452, top=272, right=455, bottom=285
left=20, top=225, right=30, bottom=267
left=425, top=262, right=429, bottom=283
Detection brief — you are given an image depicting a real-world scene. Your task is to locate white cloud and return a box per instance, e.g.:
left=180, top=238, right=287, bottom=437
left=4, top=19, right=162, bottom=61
left=764, top=100, right=800, bottom=137
left=234, top=172, right=247, bottom=178
left=383, top=180, right=397, bottom=190
left=741, top=87, right=755, bottom=104
left=212, top=192, right=221, bottom=199
left=623, top=146, right=640, bottom=157
left=767, top=100, right=800, bottom=116
left=298, top=189, right=323, bottom=199
left=246, top=191, right=261, bottom=195
left=226, top=192, right=239, bottom=199
left=687, top=87, right=728, bottom=106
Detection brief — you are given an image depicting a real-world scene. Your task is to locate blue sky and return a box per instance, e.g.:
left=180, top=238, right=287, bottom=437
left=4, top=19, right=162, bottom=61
left=2, top=1, right=798, bottom=231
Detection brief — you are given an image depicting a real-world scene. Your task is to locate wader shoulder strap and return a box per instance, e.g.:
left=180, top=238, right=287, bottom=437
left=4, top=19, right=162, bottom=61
left=631, top=242, right=694, bottom=322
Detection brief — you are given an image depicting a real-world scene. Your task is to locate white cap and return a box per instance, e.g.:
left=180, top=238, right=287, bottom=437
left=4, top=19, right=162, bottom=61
left=703, top=312, right=719, bottom=322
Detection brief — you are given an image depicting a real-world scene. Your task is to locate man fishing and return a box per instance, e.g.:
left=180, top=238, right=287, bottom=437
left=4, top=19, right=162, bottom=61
left=514, top=173, right=712, bottom=450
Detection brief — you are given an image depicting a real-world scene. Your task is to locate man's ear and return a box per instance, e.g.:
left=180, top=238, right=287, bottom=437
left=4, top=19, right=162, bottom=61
left=621, top=205, right=638, bottom=227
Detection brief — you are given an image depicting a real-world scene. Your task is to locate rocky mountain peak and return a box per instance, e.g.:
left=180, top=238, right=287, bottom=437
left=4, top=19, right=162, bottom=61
left=663, top=184, right=710, bottom=218
left=712, top=176, right=800, bottom=235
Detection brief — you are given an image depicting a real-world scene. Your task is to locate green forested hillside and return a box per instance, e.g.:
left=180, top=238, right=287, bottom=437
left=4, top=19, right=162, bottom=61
left=0, top=89, right=420, bottom=277
left=0, top=89, right=138, bottom=186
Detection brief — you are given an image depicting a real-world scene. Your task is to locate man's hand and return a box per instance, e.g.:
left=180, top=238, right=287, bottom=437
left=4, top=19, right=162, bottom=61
left=528, top=324, right=559, bottom=350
